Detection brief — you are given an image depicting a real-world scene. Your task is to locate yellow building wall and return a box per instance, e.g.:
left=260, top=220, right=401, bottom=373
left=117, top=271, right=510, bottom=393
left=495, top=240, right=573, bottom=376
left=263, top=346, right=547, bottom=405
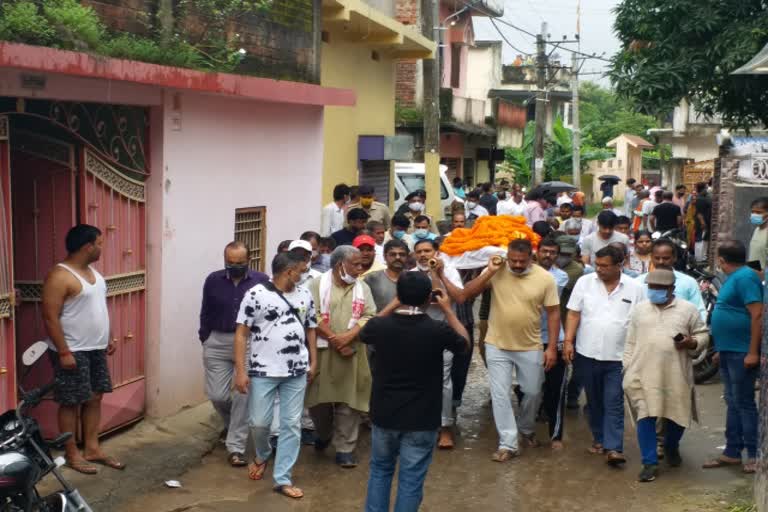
left=476, top=160, right=490, bottom=184
left=321, top=40, right=396, bottom=204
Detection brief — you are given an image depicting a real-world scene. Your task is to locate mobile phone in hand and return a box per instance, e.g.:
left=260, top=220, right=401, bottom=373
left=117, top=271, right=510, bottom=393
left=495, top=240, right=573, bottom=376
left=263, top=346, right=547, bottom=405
left=430, top=289, right=444, bottom=303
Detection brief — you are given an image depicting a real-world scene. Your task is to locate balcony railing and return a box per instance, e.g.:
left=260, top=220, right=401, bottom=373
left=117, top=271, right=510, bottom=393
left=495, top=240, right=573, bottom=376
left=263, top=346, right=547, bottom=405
left=452, top=95, right=486, bottom=125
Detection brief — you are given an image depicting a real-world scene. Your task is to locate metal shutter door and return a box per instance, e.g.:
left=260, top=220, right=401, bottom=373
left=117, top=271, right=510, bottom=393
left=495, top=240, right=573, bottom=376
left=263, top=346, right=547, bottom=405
left=360, top=160, right=391, bottom=206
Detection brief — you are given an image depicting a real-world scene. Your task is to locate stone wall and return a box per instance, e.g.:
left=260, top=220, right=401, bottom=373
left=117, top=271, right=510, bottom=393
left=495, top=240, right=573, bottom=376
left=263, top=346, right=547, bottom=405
left=80, top=0, right=321, bottom=83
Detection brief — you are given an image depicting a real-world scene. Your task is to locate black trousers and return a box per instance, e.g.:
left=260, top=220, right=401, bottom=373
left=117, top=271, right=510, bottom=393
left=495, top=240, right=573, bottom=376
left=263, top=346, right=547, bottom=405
left=451, top=324, right=475, bottom=406
left=542, top=354, right=568, bottom=441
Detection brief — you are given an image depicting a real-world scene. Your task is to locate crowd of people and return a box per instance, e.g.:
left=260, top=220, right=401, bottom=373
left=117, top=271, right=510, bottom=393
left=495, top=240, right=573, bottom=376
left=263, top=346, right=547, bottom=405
left=35, top=176, right=764, bottom=510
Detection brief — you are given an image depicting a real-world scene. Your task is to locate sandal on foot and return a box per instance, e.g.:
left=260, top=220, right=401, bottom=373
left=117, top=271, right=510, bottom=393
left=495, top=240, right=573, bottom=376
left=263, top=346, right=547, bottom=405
left=83, top=456, right=125, bottom=471
left=521, top=434, right=540, bottom=448
left=248, top=459, right=268, bottom=481
left=228, top=452, right=247, bottom=467
left=437, top=430, right=455, bottom=450
left=702, top=456, right=741, bottom=469
left=587, top=443, right=604, bottom=455
left=491, top=449, right=518, bottom=462
left=65, top=459, right=98, bottom=475
left=274, top=485, right=304, bottom=499
left=743, top=460, right=757, bottom=474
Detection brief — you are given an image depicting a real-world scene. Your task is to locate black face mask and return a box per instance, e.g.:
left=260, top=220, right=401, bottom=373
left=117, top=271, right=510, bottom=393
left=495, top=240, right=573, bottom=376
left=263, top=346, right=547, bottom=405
left=226, top=264, right=249, bottom=279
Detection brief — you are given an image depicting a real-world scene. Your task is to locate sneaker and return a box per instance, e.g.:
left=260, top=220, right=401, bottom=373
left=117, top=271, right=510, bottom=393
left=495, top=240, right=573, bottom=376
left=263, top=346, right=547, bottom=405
left=638, top=464, right=658, bottom=482
left=335, top=452, right=358, bottom=468
left=665, top=447, right=682, bottom=467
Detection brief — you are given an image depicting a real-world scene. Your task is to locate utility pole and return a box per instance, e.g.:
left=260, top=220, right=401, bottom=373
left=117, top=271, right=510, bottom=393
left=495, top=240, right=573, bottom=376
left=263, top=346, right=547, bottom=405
left=533, top=22, right=548, bottom=186
left=571, top=53, right=581, bottom=189
left=422, top=0, right=441, bottom=218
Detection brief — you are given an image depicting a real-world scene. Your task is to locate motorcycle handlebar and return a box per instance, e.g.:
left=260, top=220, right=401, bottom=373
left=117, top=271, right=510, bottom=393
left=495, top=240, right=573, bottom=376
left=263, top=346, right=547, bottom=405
left=22, top=382, right=55, bottom=408
left=0, top=382, right=55, bottom=449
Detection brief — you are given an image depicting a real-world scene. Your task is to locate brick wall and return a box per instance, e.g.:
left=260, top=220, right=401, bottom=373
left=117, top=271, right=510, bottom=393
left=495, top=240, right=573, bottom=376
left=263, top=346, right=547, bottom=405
left=80, top=0, right=320, bottom=83
left=395, top=0, right=419, bottom=107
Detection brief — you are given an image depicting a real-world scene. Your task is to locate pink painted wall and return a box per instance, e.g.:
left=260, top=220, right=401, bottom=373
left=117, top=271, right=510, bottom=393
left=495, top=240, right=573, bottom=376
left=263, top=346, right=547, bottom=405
left=145, top=91, right=324, bottom=416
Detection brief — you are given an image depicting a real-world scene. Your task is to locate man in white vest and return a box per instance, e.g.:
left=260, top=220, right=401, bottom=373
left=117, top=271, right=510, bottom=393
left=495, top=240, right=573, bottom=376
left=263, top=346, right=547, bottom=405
left=42, top=224, right=123, bottom=474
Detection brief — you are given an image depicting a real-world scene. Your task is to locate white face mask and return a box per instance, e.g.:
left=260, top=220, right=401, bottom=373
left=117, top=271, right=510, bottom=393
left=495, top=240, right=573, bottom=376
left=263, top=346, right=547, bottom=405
left=339, top=264, right=357, bottom=284
left=466, top=201, right=478, bottom=209
left=409, top=201, right=424, bottom=212
left=414, top=228, right=429, bottom=239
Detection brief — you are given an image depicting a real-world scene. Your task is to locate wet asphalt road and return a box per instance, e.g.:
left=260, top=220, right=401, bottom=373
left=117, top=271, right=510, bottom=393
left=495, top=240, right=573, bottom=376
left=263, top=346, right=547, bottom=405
left=116, top=354, right=753, bottom=512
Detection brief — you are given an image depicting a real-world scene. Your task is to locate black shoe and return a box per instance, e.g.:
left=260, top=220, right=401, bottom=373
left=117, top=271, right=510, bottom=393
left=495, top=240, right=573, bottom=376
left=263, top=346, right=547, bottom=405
left=314, top=437, right=331, bottom=452
left=638, top=464, right=658, bottom=482
left=665, top=447, right=682, bottom=467
left=301, top=429, right=317, bottom=446
left=335, top=452, right=358, bottom=468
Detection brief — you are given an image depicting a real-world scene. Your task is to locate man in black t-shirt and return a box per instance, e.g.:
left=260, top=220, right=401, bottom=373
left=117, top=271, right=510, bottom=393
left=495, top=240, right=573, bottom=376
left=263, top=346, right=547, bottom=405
left=694, top=182, right=712, bottom=241
left=360, top=272, right=468, bottom=512
left=650, top=191, right=682, bottom=232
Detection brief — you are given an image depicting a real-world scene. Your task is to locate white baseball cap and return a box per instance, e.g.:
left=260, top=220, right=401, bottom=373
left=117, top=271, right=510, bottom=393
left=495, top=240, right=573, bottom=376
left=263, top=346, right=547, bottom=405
left=288, top=240, right=312, bottom=252
left=601, top=196, right=613, bottom=204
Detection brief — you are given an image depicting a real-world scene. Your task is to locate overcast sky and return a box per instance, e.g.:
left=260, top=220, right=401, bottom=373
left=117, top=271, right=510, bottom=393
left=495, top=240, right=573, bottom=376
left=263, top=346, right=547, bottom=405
left=472, top=0, right=620, bottom=86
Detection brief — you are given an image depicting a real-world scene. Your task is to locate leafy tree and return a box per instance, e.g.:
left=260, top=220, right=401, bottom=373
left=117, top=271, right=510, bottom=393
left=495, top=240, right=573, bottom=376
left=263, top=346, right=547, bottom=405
left=504, top=121, right=534, bottom=186
left=579, top=82, right=657, bottom=148
left=608, top=0, right=768, bottom=129
left=544, top=117, right=614, bottom=180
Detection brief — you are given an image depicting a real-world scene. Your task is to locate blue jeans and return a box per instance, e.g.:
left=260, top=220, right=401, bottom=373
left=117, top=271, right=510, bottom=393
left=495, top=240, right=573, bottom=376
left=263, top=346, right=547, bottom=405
left=365, top=426, right=438, bottom=512
left=247, top=375, right=307, bottom=486
left=719, top=351, right=758, bottom=459
left=637, top=417, right=685, bottom=465
left=575, top=354, right=624, bottom=452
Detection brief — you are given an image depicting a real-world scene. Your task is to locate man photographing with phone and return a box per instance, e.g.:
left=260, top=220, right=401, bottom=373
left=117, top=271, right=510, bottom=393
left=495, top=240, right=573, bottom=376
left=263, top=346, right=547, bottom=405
left=622, top=269, right=708, bottom=483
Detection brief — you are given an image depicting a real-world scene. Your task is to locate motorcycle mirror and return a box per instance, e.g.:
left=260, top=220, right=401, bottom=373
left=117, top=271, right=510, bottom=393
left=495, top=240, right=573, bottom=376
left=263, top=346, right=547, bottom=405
left=22, top=341, right=49, bottom=367
left=651, top=232, right=661, bottom=240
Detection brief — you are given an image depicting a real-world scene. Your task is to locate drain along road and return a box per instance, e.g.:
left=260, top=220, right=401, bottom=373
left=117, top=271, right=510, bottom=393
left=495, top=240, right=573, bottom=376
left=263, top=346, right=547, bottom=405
left=114, top=356, right=751, bottom=512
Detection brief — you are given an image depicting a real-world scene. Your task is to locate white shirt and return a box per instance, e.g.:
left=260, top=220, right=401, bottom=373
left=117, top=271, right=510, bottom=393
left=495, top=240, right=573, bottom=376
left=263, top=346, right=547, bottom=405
left=320, top=201, right=345, bottom=237
left=374, top=244, right=385, bottom=265
left=466, top=204, right=489, bottom=219
left=497, top=199, right=527, bottom=217
left=299, top=267, right=322, bottom=286
left=641, top=200, right=659, bottom=230
left=566, top=273, right=645, bottom=361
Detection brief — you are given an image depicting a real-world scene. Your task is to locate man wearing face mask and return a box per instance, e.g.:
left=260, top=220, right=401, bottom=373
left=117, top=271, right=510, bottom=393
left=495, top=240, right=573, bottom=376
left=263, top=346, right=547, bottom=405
left=623, top=269, right=707, bottom=483
left=348, top=185, right=391, bottom=230
left=465, top=190, right=490, bottom=222
left=402, top=190, right=439, bottom=234
left=747, top=196, right=768, bottom=272
left=463, top=239, right=560, bottom=461
left=306, top=246, right=377, bottom=468
left=289, top=240, right=323, bottom=285
left=413, top=215, right=438, bottom=242
left=410, top=239, right=466, bottom=449
left=383, top=214, right=415, bottom=251
left=332, top=209, right=370, bottom=247
left=300, top=231, right=327, bottom=273
left=199, top=241, right=269, bottom=467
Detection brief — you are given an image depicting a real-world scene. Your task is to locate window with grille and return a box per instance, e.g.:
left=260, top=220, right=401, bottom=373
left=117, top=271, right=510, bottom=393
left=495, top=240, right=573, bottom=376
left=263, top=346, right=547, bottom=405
left=234, top=207, right=266, bottom=272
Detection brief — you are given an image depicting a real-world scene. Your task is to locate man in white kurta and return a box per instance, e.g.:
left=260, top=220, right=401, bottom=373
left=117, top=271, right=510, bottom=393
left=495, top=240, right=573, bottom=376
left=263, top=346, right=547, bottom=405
left=622, top=269, right=708, bottom=483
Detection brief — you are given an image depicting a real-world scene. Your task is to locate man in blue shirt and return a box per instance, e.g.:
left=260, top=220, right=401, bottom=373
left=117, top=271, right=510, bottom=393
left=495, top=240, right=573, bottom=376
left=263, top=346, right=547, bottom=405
left=703, top=240, right=763, bottom=474
left=636, top=239, right=706, bottom=322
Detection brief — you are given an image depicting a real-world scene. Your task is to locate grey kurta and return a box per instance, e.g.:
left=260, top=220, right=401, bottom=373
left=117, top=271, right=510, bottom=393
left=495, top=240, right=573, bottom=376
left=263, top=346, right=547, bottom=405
left=622, top=299, right=709, bottom=428
left=305, top=277, right=376, bottom=412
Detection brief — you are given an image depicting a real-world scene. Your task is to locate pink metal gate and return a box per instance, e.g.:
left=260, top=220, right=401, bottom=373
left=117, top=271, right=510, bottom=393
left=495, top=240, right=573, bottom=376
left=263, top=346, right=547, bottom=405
left=79, top=149, right=146, bottom=432
left=0, top=116, right=16, bottom=412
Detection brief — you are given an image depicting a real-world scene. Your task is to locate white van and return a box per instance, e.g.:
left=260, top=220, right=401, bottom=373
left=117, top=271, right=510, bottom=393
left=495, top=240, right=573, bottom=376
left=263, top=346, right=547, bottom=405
left=393, top=163, right=460, bottom=219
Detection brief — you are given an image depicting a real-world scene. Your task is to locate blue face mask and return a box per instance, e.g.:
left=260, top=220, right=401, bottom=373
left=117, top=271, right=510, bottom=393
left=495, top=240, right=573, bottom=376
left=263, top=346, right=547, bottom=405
left=750, top=213, right=766, bottom=226
left=414, top=228, right=429, bottom=239
left=392, top=230, right=407, bottom=240
left=647, top=288, right=670, bottom=304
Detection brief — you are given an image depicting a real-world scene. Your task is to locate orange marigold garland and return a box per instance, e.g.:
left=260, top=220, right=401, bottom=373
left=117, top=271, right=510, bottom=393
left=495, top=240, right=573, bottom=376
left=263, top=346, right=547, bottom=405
left=441, top=215, right=541, bottom=256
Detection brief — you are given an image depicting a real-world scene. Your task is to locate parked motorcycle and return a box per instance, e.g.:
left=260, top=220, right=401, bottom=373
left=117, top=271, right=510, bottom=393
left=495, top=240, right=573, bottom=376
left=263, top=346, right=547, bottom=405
left=0, top=341, right=93, bottom=511
left=688, top=266, right=723, bottom=384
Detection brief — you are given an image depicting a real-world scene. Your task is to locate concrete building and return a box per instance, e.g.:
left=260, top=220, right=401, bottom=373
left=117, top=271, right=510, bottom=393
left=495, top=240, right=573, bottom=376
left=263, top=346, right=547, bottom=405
left=394, top=1, right=502, bottom=187
left=320, top=0, right=434, bottom=207
left=0, top=0, right=354, bottom=436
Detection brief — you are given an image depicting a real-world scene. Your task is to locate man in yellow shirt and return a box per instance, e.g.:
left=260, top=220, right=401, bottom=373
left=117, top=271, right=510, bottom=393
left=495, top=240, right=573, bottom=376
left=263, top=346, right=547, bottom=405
left=348, top=185, right=391, bottom=229
left=463, top=239, right=560, bottom=462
